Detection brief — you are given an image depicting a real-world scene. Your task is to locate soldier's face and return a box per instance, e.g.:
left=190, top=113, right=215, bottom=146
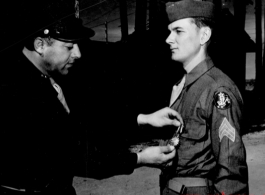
left=42, top=39, right=81, bottom=75
left=166, top=18, right=202, bottom=67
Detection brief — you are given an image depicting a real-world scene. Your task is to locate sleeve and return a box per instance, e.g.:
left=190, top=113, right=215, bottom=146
left=72, top=107, right=139, bottom=179
left=74, top=136, right=138, bottom=179
left=209, top=87, right=249, bottom=195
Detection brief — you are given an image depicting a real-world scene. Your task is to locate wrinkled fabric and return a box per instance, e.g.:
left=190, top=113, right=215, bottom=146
left=162, top=58, right=249, bottom=195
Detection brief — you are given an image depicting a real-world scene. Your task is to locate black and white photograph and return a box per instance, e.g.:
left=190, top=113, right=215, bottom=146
left=0, top=0, right=264, bottom=195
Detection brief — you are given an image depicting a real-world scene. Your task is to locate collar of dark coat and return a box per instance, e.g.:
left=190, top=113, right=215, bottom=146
left=9, top=52, right=58, bottom=97
left=183, top=57, right=214, bottom=89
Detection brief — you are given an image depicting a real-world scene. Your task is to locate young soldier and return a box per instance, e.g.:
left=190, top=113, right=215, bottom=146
left=160, top=1, right=249, bottom=194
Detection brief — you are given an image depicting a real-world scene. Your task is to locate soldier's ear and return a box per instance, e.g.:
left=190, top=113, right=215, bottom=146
left=200, top=27, right=211, bottom=45
left=34, top=37, right=45, bottom=55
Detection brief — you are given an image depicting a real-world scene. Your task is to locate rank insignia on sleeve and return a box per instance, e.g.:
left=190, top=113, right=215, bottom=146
left=214, top=92, right=231, bottom=109
left=219, top=117, right=235, bottom=142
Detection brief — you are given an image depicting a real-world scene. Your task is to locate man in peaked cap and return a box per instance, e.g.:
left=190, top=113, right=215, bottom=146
left=158, top=0, right=249, bottom=194
left=0, top=0, right=182, bottom=194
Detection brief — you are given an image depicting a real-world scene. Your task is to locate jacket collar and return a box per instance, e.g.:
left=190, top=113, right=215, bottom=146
left=19, top=53, right=50, bottom=81
left=14, top=52, right=58, bottom=97
left=183, top=57, right=214, bottom=89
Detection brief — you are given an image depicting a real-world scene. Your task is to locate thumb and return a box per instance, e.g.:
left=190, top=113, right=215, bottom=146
left=163, top=148, right=176, bottom=162
left=164, top=118, right=180, bottom=127
left=160, top=145, right=175, bottom=153
left=171, top=119, right=181, bottom=127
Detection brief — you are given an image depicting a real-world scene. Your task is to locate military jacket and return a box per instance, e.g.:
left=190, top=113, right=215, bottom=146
left=168, top=58, right=249, bottom=194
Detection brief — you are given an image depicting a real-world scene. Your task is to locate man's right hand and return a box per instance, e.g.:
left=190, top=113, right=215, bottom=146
left=137, top=107, right=183, bottom=128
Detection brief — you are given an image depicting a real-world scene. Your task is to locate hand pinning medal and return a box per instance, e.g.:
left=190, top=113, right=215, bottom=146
left=168, top=123, right=184, bottom=147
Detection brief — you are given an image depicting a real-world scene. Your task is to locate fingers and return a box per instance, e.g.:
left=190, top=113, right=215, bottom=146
left=138, top=107, right=183, bottom=128
left=170, top=110, right=184, bottom=124
left=166, top=107, right=183, bottom=125
left=161, top=116, right=180, bottom=126
left=162, top=147, right=176, bottom=162
left=137, top=146, right=176, bottom=165
left=148, top=145, right=176, bottom=164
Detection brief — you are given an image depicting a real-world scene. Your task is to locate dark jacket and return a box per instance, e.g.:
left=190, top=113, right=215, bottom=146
left=166, top=58, right=249, bottom=194
left=0, top=51, right=137, bottom=194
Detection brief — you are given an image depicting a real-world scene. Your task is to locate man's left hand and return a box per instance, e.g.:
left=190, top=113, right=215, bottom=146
left=136, top=145, right=176, bottom=166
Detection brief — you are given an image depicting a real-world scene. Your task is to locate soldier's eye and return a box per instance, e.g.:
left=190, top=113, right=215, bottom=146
left=176, top=30, right=182, bottom=34
left=66, top=46, right=73, bottom=50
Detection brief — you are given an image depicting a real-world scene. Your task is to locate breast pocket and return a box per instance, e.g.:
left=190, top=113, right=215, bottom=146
left=179, top=117, right=208, bottom=150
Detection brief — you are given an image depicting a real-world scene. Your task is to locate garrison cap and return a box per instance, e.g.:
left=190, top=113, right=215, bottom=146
left=166, top=0, right=216, bottom=23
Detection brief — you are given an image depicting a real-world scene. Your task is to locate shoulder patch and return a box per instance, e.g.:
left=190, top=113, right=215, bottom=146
left=214, top=92, right=231, bottom=109
left=219, top=117, right=235, bottom=142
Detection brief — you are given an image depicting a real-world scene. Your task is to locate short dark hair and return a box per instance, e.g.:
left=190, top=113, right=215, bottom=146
left=191, top=17, right=216, bottom=53
left=192, top=17, right=216, bottom=30
left=24, top=34, right=55, bottom=51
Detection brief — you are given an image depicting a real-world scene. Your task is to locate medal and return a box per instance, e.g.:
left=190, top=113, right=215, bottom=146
left=168, top=123, right=183, bottom=147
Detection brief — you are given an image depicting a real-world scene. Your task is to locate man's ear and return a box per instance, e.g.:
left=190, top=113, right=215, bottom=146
left=34, top=37, right=45, bottom=54
left=200, top=27, right=212, bottom=45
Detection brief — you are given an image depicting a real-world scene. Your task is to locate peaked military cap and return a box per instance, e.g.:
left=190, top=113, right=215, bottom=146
left=1, top=0, right=94, bottom=52
left=166, top=0, right=216, bottom=22
left=35, top=0, right=95, bottom=42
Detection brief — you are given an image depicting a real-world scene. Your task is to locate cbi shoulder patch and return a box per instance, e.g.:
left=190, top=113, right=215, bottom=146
left=214, top=92, right=231, bottom=109
left=219, top=117, right=235, bottom=142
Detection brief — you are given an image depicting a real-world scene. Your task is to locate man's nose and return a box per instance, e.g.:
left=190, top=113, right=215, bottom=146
left=166, top=32, right=174, bottom=45
left=72, top=44, right=81, bottom=59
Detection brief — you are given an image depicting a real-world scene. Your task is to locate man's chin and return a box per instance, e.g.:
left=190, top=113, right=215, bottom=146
left=172, top=56, right=179, bottom=61
left=62, top=64, right=74, bottom=75
left=172, top=55, right=182, bottom=62
left=61, top=69, right=69, bottom=75
left=50, top=69, right=69, bottom=78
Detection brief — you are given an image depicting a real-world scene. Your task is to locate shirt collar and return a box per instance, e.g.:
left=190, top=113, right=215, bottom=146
left=184, top=57, right=214, bottom=88
left=184, top=60, right=198, bottom=73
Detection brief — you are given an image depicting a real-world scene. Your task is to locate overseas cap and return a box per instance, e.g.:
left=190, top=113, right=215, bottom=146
left=166, top=0, right=216, bottom=22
